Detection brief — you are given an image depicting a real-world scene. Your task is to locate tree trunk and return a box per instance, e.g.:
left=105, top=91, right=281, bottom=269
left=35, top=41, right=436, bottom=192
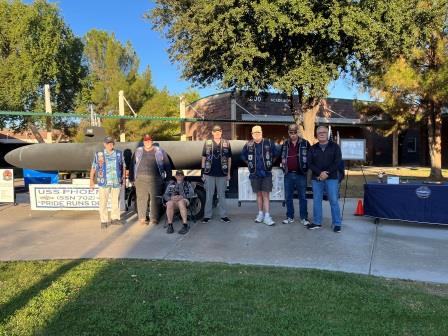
left=301, top=104, right=320, bottom=144
left=427, top=107, right=443, bottom=179
left=288, top=91, right=320, bottom=144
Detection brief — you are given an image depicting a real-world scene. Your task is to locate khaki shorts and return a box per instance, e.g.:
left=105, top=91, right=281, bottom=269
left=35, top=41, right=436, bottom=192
left=250, top=176, right=273, bottom=193
left=167, top=198, right=189, bottom=208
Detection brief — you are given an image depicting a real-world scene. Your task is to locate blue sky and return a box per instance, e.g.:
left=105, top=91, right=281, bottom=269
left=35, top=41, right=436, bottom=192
left=51, top=0, right=369, bottom=100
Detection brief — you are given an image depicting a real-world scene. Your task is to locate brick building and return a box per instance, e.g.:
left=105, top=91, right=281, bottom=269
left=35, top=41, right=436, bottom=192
left=183, top=90, right=446, bottom=166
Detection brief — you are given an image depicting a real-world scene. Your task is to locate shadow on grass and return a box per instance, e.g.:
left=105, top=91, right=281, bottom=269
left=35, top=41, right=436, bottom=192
left=31, top=261, right=448, bottom=336
left=0, top=259, right=83, bottom=324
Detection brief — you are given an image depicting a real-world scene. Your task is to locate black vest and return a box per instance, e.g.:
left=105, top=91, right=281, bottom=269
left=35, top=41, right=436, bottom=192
left=204, top=139, right=231, bottom=175
left=247, top=139, right=273, bottom=174
left=281, top=138, right=309, bottom=174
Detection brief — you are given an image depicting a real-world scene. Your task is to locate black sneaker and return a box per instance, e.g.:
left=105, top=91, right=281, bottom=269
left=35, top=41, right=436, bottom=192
left=111, top=219, right=124, bottom=225
left=220, top=217, right=231, bottom=223
left=333, top=226, right=341, bottom=233
left=178, top=224, right=189, bottom=234
left=306, top=223, right=322, bottom=230
left=101, top=222, right=108, bottom=229
left=202, top=218, right=210, bottom=223
left=166, top=223, right=174, bottom=234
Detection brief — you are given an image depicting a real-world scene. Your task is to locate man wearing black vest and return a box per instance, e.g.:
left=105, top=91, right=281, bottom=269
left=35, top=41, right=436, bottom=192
left=280, top=124, right=311, bottom=226
left=201, top=125, right=232, bottom=223
left=241, top=125, right=279, bottom=226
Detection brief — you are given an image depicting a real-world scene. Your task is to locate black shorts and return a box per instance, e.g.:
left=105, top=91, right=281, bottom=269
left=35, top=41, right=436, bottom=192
left=250, top=176, right=273, bottom=193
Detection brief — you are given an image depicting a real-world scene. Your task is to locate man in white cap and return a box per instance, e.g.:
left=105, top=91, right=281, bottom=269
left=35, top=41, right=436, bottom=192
left=241, top=125, right=279, bottom=226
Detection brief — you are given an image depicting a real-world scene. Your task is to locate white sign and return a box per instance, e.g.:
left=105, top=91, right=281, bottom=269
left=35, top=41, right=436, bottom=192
left=387, top=176, right=400, bottom=185
left=30, top=184, right=100, bottom=210
left=340, top=139, right=366, bottom=161
left=0, top=169, right=14, bottom=203
left=238, top=167, right=284, bottom=201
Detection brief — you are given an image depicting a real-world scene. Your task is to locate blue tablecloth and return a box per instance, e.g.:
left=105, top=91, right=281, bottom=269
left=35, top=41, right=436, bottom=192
left=364, top=183, right=448, bottom=225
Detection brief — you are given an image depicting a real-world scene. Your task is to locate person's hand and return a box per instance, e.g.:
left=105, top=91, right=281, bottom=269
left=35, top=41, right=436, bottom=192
left=226, top=174, right=231, bottom=181
left=319, top=171, right=329, bottom=181
left=89, top=181, right=95, bottom=191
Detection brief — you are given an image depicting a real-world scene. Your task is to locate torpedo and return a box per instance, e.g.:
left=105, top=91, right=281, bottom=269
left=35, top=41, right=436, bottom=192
left=5, top=140, right=247, bottom=171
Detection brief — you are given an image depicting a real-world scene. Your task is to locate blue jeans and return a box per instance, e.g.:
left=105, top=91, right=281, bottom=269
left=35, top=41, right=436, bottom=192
left=312, top=179, right=342, bottom=226
left=284, top=172, right=308, bottom=220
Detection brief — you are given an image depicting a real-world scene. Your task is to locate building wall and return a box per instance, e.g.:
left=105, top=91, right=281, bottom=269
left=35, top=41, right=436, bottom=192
left=184, top=91, right=447, bottom=167
left=185, top=92, right=232, bottom=140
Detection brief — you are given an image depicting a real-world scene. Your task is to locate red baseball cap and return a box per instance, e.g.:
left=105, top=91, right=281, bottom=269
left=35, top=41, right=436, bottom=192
left=143, top=134, right=153, bottom=141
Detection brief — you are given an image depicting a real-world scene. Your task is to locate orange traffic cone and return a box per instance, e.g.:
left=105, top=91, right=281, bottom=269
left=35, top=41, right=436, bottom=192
left=354, top=199, right=364, bottom=216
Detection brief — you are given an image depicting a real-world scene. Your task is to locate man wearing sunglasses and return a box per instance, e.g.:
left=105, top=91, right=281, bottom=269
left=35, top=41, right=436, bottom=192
left=280, top=124, right=311, bottom=226
left=201, top=125, right=232, bottom=223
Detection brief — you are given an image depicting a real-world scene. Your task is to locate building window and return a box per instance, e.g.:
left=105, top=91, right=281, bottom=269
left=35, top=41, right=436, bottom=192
left=407, top=138, right=417, bottom=153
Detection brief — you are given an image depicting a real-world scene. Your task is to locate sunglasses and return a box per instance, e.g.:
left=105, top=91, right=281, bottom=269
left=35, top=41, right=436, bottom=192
left=288, top=131, right=298, bottom=134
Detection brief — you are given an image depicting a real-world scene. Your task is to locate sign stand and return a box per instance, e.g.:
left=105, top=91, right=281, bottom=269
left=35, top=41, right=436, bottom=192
left=339, top=139, right=366, bottom=221
left=0, top=169, right=16, bottom=205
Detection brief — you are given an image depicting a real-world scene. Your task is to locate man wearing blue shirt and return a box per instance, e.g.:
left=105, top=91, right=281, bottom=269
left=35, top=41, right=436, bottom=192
left=241, top=125, right=279, bottom=226
left=90, top=136, right=126, bottom=229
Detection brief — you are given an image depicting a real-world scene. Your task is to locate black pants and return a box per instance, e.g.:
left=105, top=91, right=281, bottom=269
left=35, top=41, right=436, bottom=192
left=135, top=175, right=163, bottom=222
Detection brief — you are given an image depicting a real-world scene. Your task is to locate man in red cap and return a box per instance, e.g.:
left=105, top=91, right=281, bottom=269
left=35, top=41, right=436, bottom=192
left=129, top=134, right=171, bottom=225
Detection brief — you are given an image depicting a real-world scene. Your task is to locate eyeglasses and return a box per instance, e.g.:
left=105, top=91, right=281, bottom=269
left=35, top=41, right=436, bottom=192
left=288, top=131, right=298, bottom=134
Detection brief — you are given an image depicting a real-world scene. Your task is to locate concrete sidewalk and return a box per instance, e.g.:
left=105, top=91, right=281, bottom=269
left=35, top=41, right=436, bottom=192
left=0, top=194, right=447, bottom=284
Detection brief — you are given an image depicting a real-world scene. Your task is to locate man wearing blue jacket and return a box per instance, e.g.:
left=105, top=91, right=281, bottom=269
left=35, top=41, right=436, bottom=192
left=129, top=134, right=171, bottom=226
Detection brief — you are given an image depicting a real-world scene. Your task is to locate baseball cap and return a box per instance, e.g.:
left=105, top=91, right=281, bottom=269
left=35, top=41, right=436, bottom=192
left=175, top=169, right=184, bottom=176
left=104, top=136, right=115, bottom=144
left=212, top=125, right=222, bottom=132
left=143, top=134, right=153, bottom=141
left=288, top=124, right=299, bottom=131
left=251, top=125, right=262, bottom=133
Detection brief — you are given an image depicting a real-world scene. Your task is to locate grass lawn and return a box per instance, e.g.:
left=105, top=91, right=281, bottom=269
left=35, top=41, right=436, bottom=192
left=0, top=260, right=447, bottom=335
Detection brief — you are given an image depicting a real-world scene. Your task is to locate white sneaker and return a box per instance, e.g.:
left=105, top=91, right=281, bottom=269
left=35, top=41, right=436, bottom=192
left=254, top=213, right=264, bottom=223
left=263, top=215, right=275, bottom=226
left=282, top=218, right=294, bottom=224
left=301, top=219, right=310, bottom=226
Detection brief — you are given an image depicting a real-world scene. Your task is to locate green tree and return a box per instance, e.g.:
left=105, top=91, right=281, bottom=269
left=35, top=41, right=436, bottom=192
left=125, top=88, right=200, bottom=141
left=148, top=0, right=379, bottom=141
left=78, top=29, right=157, bottom=138
left=0, top=0, right=85, bottom=130
left=353, top=0, right=448, bottom=178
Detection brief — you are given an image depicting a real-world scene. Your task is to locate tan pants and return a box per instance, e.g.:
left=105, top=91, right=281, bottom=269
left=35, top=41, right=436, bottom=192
left=98, top=187, right=121, bottom=223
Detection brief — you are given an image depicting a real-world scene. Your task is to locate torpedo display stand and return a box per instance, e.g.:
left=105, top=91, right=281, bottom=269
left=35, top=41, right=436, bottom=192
left=0, top=168, right=16, bottom=205
left=237, top=167, right=285, bottom=207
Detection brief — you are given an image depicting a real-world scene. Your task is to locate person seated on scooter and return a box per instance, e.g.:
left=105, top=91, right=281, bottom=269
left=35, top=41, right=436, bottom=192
left=163, top=170, right=194, bottom=234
